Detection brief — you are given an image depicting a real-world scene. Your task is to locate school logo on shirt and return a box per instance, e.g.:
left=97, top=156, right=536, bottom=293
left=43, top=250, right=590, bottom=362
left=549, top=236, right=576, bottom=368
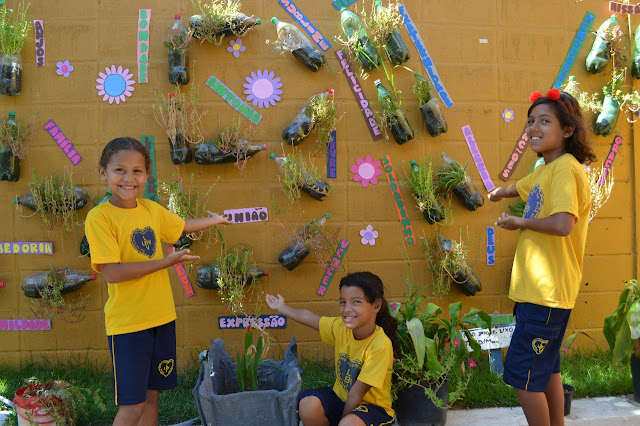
left=523, top=185, right=544, bottom=221
left=158, top=359, right=174, bottom=377
left=130, top=227, right=157, bottom=258
left=338, top=352, right=362, bottom=392
left=532, top=338, right=549, bottom=355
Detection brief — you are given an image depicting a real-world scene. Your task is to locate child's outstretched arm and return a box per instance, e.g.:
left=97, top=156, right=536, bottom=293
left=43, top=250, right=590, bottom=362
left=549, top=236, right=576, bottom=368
left=183, top=210, right=233, bottom=233
left=342, top=381, right=372, bottom=418
left=487, top=184, right=518, bottom=201
left=265, top=294, right=320, bottom=330
left=496, top=212, right=575, bottom=236
left=99, top=249, right=199, bottom=283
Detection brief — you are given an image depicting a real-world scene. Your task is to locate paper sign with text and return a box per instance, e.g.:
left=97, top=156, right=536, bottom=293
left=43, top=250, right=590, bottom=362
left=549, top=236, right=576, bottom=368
left=0, top=242, right=52, bottom=255
left=462, top=324, right=516, bottom=351
left=0, top=319, right=51, bottom=330
left=137, top=9, right=151, bottom=83
left=219, top=315, right=287, bottom=329
left=34, top=20, right=45, bottom=66
left=223, top=207, right=268, bottom=224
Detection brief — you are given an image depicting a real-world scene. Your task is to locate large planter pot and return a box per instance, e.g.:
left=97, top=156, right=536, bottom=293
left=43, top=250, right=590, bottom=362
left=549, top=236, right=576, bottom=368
left=13, top=384, right=58, bottom=426
left=394, top=379, right=448, bottom=426
left=563, top=383, right=574, bottom=416
left=193, top=337, right=302, bottom=426
left=631, top=355, right=640, bottom=403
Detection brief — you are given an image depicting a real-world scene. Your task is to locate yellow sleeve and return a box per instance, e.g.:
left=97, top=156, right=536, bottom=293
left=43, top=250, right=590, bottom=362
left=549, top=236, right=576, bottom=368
left=549, top=163, right=580, bottom=218
left=356, top=336, right=393, bottom=389
left=319, top=317, right=338, bottom=346
left=151, top=201, right=185, bottom=244
left=85, top=209, right=121, bottom=273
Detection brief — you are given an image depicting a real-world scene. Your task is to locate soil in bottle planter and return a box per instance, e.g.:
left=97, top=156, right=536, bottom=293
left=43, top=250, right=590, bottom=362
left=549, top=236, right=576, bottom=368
left=196, top=263, right=268, bottom=290
left=414, top=73, right=447, bottom=137
left=594, top=95, right=620, bottom=136
left=271, top=17, right=326, bottom=72
left=0, top=111, right=20, bottom=182
left=194, top=141, right=266, bottom=165
left=440, top=152, right=484, bottom=211
left=22, top=268, right=97, bottom=298
left=282, top=91, right=330, bottom=145
left=439, top=235, right=482, bottom=296
left=374, top=0, right=410, bottom=65
left=190, top=13, right=261, bottom=39
left=0, top=53, right=22, bottom=96
left=340, top=9, right=382, bottom=72
left=633, top=24, right=640, bottom=79
left=409, top=160, right=444, bottom=224
left=374, top=79, right=414, bottom=144
left=170, top=133, right=193, bottom=164
left=585, top=15, right=618, bottom=74
left=168, top=14, right=190, bottom=85
left=278, top=213, right=330, bottom=270
left=270, top=153, right=332, bottom=201
left=14, top=186, right=88, bottom=212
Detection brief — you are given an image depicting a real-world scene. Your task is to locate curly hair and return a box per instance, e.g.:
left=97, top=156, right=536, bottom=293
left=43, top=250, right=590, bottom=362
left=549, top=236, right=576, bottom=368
left=99, top=137, right=151, bottom=171
left=527, top=90, right=597, bottom=165
left=339, top=272, right=399, bottom=357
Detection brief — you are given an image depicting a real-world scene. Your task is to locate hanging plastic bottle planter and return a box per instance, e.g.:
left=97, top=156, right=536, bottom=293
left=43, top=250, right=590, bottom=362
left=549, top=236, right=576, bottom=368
left=412, top=72, right=447, bottom=137
left=269, top=17, right=326, bottom=72
left=282, top=89, right=337, bottom=147
left=633, top=24, right=640, bottom=79
left=196, top=263, right=268, bottom=290
left=408, top=159, right=445, bottom=224
left=594, top=71, right=624, bottom=137
left=190, top=1, right=260, bottom=44
left=372, top=0, right=410, bottom=65
left=194, top=139, right=266, bottom=167
left=166, top=14, right=191, bottom=85
left=0, top=111, right=22, bottom=182
left=270, top=152, right=332, bottom=202
left=339, top=8, right=382, bottom=72
left=438, top=152, right=484, bottom=212
left=585, top=14, right=619, bottom=74
left=278, top=213, right=331, bottom=270
left=374, top=79, right=414, bottom=144
left=0, top=2, right=31, bottom=96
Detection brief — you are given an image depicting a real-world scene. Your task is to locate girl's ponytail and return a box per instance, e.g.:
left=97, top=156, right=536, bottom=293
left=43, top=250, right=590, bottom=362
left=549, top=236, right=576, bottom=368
left=376, top=297, right=400, bottom=358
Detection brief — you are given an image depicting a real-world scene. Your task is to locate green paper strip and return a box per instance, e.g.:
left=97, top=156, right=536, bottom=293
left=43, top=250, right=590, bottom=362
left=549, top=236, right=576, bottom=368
left=205, top=75, right=262, bottom=124
left=141, top=135, right=158, bottom=201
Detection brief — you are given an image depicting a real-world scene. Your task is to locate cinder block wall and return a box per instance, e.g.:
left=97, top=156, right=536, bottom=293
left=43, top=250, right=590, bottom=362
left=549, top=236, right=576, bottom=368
left=0, top=0, right=633, bottom=369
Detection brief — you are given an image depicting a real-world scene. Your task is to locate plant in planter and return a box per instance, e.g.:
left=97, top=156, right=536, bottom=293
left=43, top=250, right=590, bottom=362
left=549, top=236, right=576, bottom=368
left=14, top=169, right=87, bottom=231
left=412, top=71, right=447, bottom=137
left=12, top=377, right=105, bottom=426
left=585, top=14, right=620, bottom=74
left=408, top=157, right=447, bottom=225
left=603, top=278, right=640, bottom=402
left=215, top=243, right=262, bottom=314
left=277, top=213, right=337, bottom=270
left=587, top=165, right=614, bottom=223
left=269, top=151, right=332, bottom=202
left=0, top=110, right=35, bottom=182
left=369, top=0, right=410, bottom=65
left=194, top=124, right=264, bottom=170
left=438, top=152, right=484, bottom=211
left=391, top=275, right=491, bottom=425
left=153, top=85, right=206, bottom=164
left=190, top=0, right=260, bottom=45
left=421, top=232, right=482, bottom=298
left=165, top=13, right=192, bottom=85
left=268, top=17, right=326, bottom=72
left=337, top=8, right=382, bottom=72
left=281, top=89, right=338, bottom=150
left=0, top=1, right=31, bottom=96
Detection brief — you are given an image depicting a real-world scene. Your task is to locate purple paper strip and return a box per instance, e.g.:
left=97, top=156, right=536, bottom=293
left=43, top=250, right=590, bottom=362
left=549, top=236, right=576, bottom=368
left=218, top=314, right=287, bottom=329
left=487, top=227, right=495, bottom=266
left=461, top=125, right=496, bottom=192
left=0, top=319, right=51, bottom=330
left=0, top=242, right=53, bottom=255
left=278, top=0, right=331, bottom=51
left=34, top=20, right=45, bottom=66
left=317, top=239, right=349, bottom=296
left=43, top=120, right=82, bottom=165
left=223, top=207, right=268, bottom=224
left=335, top=50, right=382, bottom=140
left=599, top=135, right=622, bottom=185
left=327, top=130, right=337, bottom=178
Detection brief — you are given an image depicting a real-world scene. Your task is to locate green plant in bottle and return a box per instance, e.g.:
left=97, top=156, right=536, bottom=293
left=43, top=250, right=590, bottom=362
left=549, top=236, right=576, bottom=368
left=585, top=15, right=620, bottom=74
left=408, top=158, right=446, bottom=225
left=437, top=152, right=484, bottom=212
left=27, top=267, right=92, bottom=323
left=374, top=79, right=414, bottom=144
left=194, top=121, right=264, bottom=170
left=278, top=213, right=334, bottom=270
left=269, top=17, right=326, bottom=72
left=370, top=0, right=410, bottom=65
left=339, top=8, right=382, bottom=72
left=270, top=152, right=332, bottom=202
left=0, top=1, right=31, bottom=95
left=412, top=72, right=447, bottom=137
left=190, top=0, right=260, bottom=45
left=216, top=243, right=259, bottom=314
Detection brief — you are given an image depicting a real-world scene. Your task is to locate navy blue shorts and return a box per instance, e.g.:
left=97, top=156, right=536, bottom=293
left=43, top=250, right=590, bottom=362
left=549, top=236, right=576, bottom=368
left=108, top=321, right=177, bottom=405
left=503, top=303, right=571, bottom=392
left=298, top=387, right=395, bottom=426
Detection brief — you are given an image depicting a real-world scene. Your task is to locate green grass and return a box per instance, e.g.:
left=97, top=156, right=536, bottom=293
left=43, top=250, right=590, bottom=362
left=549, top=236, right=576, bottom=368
left=0, top=350, right=632, bottom=424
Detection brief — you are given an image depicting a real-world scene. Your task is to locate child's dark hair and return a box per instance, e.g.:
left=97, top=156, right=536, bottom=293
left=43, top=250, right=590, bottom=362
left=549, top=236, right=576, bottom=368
left=528, top=90, right=597, bottom=165
left=99, top=137, right=151, bottom=171
left=339, top=272, right=399, bottom=357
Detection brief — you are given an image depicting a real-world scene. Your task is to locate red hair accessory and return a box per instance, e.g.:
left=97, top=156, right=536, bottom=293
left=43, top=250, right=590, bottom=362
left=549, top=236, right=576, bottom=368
left=529, top=89, right=569, bottom=112
left=529, top=91, right=543, bottom=103
left=546, top=88, right=561, bottom=101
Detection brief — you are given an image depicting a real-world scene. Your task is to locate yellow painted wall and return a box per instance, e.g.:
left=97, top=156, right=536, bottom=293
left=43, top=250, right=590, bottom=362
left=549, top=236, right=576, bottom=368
left=0, top=0, right=635, bottom=369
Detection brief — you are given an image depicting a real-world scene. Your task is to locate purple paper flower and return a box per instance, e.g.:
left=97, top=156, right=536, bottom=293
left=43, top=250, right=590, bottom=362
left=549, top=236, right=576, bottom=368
left=243, top=69, right=283, bottom=108
left=227, top=39, right=246, bottom=58
left=56, top=60, right=74, bottom=77
left=502, top=109, right=515, bottom=123
left=359, top=224, right=379, bottom=246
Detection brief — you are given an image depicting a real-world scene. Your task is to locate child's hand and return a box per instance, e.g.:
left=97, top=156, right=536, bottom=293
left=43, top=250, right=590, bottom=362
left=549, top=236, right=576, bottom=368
left=487, top=187, right=503, bottom=202
left=496, top=213, right=521, bottom=231
left=265, top=293, right=285, bottom=311
left=207, top=210, right=233, bottom=225
left=166, top=248, right=200, bottom=265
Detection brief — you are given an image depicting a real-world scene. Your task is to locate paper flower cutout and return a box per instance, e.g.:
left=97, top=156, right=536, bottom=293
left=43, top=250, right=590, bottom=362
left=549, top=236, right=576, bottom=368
left=243, top=69, right=283, bottom=108
left=502, top=109, right=515, bottom=123
left=96, top=65, right=135, bottom=104
left=350, top=155, right=382, bottom=187
left=56, top=60, right=74, bottom=77
left=227, top=39, right=246, bottom=58
left=360, top=225, right=378, bottom=246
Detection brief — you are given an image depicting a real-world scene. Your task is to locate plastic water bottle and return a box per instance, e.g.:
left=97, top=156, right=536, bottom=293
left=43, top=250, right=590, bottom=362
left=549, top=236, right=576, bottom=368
left=374, top=79, right=414, bottom=144
left=269, top=153, right=332, bottom=201
left=374, top=0, right=410, bottom=65
left=0, top=111, right=20, bottom=182
left=194, top=141, right=266, bottom=165
left=340, top=8, right=382, bottom=71
left=22, top=268, right=97, bottom=298
left=168, top=14, right=190, bottom=85
left=271, top=17, right=326, bottom=72
left=278, top=213, right=330, bottom=270
left=196, top=264, right=268, bottom=289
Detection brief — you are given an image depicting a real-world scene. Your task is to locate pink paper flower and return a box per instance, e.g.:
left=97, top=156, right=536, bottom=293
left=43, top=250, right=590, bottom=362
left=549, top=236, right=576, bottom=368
left=502, top=109, right=515, bottom=123
left=227, top=39, right=246, bottom=58
left=359, top=224, right=378, bottom=246
left=350, top=155, right=382, bottom=187
left=468, top=359, right=477, bottom=368
left=56, top=60, right=74, bottom=77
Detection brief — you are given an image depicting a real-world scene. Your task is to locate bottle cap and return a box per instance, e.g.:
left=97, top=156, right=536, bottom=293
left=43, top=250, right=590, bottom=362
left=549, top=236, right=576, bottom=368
left=271, top=17, right=278, bottom=24
left=569, top=76, right=576, bottom=81
left=106, top=189, right=112, bottom=196
left=262, top=144, right=267, bottom=150
left=175, top=13, right=181, bottom=19
left=0, top=281, right=5, bottom=288
left=90, top=274, right=97, bottom=280
left=373, top=79, right=381, bottom=86
left=8, top=111, right=15, bottom=118
left=269, top=152, right=276, bottom=159
left=323, top=213, right=331, bottom=219
left=413, top=72, right=422, bottom=78
left=409, top=160, right=416, bottom=166
left=263, top=270, right=269, bottom=276
left=256, top=18, right=262, bottom=25
left=13, top=197, right=19, bottom=204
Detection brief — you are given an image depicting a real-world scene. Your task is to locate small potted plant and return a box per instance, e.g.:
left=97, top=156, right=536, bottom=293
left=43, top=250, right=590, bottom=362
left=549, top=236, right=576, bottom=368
left=412, top=72, right=447, bottom=137
left=421, top=233, right=482, bottom=298
left=0, top=110, right=35, bottom=182
left=194, top=124, right=265, bottom=170
left=369, top=0, right=410, bottom=65
left=604, top=278, right=640, bottom=402
left=438, top=152, right=484, bottom=211
left=14, top=169, right=87, bottom=231
left=270, top=151, right=332, bottom=202
left=190, top=0, right=261, bottom=45
left=165, top=13, right=192, bottom=85
left=282, top=89, right=338, bottom=150
left=408, top=157, right=446, bottom=225
left=12, top=378, right=105, bottom=425
left=391, top=274, right=491, bottom=425
left=153, top=86, right=206, bottom=164
left=0, top=1, right=31, bottom=96
left=277, top=213, right=335, bottom=271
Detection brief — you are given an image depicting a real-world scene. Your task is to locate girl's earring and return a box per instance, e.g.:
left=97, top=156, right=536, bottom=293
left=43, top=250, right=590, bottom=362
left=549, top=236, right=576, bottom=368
left=100, top=175, right=106, bottom=181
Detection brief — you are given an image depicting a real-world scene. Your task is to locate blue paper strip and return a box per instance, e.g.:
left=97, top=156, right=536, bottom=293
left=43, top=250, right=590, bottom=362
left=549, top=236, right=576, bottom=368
left=278, top=0, right=331, bottom=51
left=552, top=11, right=596, bottom=89
left=332, top=0, right=358, bottom=10
left=487, top=227, right=495, bottom=266
left=399, top=5, right=453, bottom=108
left=327, top=130, right=337, bottom=178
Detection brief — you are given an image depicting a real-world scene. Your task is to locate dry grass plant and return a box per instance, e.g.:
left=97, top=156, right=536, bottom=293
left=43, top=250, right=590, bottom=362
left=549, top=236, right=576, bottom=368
left=588, top=166, right=614, bottom=222
left=191, top=0, right=253, bottom=45
left=153, top=84, right=207, bottom=148
left=421, top=232, right=474, bottom=300
left=214, top=121, right=258, bottom=171
left=30, top=268, right=89, bottom=324
left=0, top=1, right=31, bottom=55
left=0, top=110, right=36, bottom=159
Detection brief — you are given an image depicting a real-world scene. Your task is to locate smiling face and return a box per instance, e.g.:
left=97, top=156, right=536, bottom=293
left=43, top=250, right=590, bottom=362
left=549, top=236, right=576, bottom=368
left=339, top=285, right=381, bottom=340
left=99, top=149, right=148, bottom=209
left=526, top=103, right=573, bottom=163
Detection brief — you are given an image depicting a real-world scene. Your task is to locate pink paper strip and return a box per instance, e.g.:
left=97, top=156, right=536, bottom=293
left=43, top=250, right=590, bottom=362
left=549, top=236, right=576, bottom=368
left=335, top=50, right=382, bottom=140
left=461, top=125, right=496, bottom=192
left=609, top=1, right=640, bottom=14
left=33, top=20, right=44, bottom=66
left=317, top=239, right=349, bottom=296
left=137, top=9, right=151, bottom=83
left=0, top=319, right=51, bottom=330
left=0, top=242, right=52, bottom=255
left=223, top=207, right=268, bottom=224
left=499, top=124, right=528, bottom=181
left=598, top=135, right=622, bottom=185
left=166, top=247, right=194, bottom=297
left=487, top=227, right=495, bottom=266
left=43, top=120, right=82, bottom=165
